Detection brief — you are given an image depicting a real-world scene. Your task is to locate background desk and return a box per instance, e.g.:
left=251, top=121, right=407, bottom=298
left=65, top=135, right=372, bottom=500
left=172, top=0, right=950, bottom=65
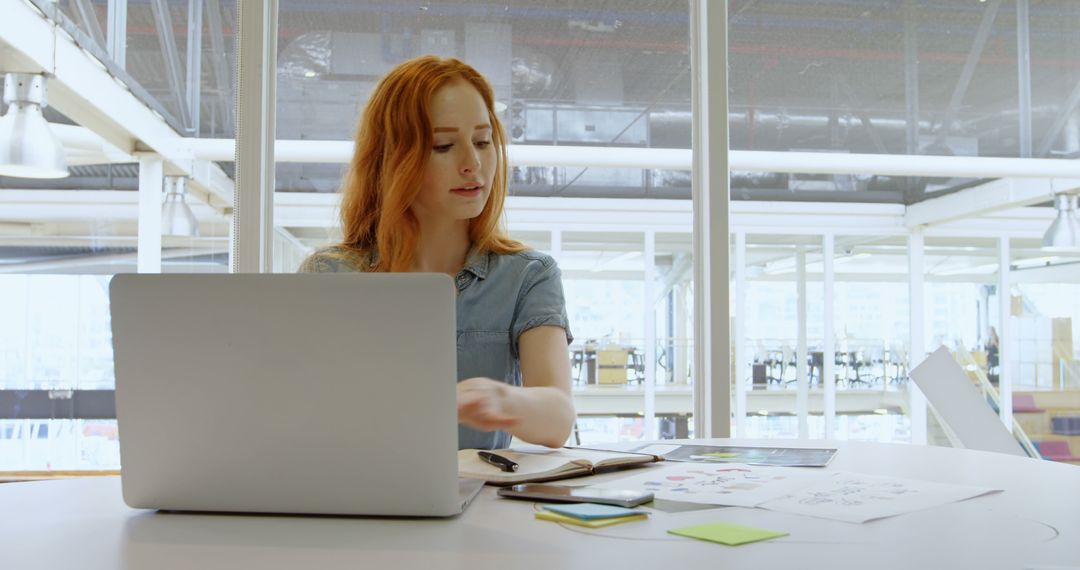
left=1, top=439, right=1078, bottom=570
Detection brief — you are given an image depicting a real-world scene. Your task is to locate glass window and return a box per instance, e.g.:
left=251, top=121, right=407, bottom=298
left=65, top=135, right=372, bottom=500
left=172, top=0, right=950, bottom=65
left=271, top=1, right=695, bottom=445
left=0, top=0, right=236, bottom=471
left=728, top=2, right=1080, bottom=451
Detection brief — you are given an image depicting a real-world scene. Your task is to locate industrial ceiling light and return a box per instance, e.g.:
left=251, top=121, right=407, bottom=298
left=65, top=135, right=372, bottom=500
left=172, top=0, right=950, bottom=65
left=0, top=73, right=69, bottom=179
left=162, top=176, right=200, bottom=237
left=1041, top=194, right=1080, bottom=252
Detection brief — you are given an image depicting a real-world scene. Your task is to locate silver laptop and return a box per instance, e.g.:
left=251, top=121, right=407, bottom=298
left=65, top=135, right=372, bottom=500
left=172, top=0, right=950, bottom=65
left=110, top=273, right=483, bottom=517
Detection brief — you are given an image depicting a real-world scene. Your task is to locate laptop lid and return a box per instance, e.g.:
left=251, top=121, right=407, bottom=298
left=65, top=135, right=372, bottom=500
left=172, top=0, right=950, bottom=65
left=909, top=346, right=1026, bottom=457
left=111, top=273, right=466, bottom=516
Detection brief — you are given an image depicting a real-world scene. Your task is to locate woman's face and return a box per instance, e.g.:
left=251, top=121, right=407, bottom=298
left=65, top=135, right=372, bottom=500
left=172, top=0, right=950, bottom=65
left=413, top=80, right=497, bottom=226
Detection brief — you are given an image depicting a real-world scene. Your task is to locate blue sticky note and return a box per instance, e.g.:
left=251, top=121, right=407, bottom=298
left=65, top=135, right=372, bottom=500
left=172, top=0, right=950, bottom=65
left=541, top=503, right=646, bottom=520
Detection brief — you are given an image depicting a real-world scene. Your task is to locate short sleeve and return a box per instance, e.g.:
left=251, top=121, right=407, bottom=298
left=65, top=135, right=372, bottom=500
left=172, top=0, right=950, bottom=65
left=296, top=246, right=366, bottom=273
left=297, top=251, right=332, bottom=273
left=510, top=256, right=573, bottom=357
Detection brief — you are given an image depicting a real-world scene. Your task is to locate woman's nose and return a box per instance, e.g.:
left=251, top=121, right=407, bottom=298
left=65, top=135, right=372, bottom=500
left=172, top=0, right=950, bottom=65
left=460, top=148, right=480, bottom=174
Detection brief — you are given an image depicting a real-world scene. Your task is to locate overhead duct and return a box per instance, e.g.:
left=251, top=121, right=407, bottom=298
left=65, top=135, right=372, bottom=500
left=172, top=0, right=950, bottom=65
left=277, top=31, right=332, bottom=80
left=510, top=47, right=557, bottom=99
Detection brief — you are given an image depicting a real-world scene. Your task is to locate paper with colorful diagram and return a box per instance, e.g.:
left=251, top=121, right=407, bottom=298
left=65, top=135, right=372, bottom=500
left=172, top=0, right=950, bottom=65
left=590, top=462, right=827, bottom=507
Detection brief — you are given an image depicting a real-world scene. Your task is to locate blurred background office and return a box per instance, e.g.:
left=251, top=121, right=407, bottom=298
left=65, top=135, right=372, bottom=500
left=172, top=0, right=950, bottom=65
left=1, top=0, right=1078, bottom=472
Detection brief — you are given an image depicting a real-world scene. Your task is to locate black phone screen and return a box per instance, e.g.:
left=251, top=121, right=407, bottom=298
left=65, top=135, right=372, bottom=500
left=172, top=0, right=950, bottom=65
left=497, top=484, right=653, bottom=507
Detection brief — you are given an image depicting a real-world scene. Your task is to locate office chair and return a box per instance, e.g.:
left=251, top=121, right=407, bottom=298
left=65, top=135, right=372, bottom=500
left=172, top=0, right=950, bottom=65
left=849, top=348, right=874, bottom=388
left=888, top=343, right=909, bottom=385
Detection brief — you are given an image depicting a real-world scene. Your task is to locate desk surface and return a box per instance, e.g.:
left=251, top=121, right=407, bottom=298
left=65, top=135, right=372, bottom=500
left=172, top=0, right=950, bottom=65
left=2, top=439, right=1079, bottom=570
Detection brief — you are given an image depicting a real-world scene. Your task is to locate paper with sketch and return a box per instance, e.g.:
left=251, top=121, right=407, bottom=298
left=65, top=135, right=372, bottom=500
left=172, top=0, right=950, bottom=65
left=634, top=444, right=681, bottom=456
left=589, top=462, right=826, bottom=507
left=758, top=471, right=1001, bottom=523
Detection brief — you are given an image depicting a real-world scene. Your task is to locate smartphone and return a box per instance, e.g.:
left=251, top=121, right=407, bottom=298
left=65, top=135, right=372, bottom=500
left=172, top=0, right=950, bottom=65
left=497, top=484, right=654, bottom=508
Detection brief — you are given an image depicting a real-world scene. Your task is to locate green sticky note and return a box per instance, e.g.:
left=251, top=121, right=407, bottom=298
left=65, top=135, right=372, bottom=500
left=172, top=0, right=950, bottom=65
left=667, top=522, right=788, bottom=546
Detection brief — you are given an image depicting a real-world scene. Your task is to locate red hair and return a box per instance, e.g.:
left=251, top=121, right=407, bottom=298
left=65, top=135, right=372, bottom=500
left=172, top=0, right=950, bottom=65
left=337, top=55, right=525, bottom=272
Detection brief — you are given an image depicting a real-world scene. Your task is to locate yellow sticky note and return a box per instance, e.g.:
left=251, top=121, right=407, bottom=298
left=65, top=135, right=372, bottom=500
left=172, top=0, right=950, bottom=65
left=535, top=510, right=648, bottom=528
left=667, top=522, right=787, bottom=546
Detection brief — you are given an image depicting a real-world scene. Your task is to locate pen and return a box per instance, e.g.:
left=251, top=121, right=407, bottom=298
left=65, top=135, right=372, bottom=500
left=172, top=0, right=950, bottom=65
left=478, top=451, right=518, bottom=472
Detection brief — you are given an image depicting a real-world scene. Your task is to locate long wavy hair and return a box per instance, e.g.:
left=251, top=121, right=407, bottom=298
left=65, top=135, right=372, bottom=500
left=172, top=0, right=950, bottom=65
left=337, top=55, right=525, bottom=272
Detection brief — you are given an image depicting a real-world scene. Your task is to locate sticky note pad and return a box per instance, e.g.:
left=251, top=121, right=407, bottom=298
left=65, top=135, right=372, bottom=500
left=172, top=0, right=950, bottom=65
left=536, top=511, right=648, bottom=528
left=541, top=503, right=645, bottom=520
left=667, top=522, right=787, bottom=546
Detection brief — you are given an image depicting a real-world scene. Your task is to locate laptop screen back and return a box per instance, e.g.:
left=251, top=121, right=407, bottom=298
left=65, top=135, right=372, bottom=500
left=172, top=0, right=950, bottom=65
left=111, top=273, right=461, bottom=516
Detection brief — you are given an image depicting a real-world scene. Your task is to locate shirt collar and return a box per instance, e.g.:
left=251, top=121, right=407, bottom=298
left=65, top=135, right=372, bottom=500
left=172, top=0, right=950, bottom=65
left=364, top=246, right=488, bottom=278
left=460, top=246, right=490, bottom=279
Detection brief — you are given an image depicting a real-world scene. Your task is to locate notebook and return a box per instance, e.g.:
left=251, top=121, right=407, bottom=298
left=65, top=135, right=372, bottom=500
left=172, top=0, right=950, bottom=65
left=458, top=447, right=662, bottom=484
left=535, top=510, right=648, bottom=528
left=110, top=273, right=483, bottom=517
left=541, top=502, right=647, bottom=520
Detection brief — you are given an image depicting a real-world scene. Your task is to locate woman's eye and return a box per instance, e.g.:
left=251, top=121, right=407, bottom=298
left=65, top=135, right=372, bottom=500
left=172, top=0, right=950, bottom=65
left=433, top=144, right=453, bottom=153
left=474, top=140, right=491, bottom=148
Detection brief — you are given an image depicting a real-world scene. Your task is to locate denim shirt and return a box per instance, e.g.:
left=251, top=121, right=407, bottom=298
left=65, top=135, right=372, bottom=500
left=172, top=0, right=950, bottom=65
left=298, top=245, right=573, bottom=450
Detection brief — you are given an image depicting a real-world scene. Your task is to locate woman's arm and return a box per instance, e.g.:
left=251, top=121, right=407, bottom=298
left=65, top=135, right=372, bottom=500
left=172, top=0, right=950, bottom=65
left=456, top=325, right=576, bottom=448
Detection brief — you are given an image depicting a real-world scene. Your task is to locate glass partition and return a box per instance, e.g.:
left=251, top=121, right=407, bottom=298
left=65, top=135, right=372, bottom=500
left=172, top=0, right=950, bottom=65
left=270, top=1, right=696, bottom=446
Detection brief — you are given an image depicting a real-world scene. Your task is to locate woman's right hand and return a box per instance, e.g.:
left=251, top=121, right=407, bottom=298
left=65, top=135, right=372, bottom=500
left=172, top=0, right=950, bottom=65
left=456, top=377, right=521, bottom=432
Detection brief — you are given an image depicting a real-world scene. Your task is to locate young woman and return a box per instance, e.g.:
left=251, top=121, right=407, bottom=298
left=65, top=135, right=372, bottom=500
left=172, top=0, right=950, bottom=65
left=299, top=56, right=575, bottom=449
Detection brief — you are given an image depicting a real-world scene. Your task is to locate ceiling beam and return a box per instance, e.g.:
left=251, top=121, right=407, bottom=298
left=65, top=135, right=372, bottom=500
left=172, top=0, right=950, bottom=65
left=904, top=177, right=1080, bottom=228
left=179, top=139, right=1080, bottom=182
left=752, top=272, right=998, bottom=284
left=0, top=0, right=233, bottom=212
left=149, top=0, right=191, bottom=130
left=0, top=247, right=227, bottom=274
left=5, top=190, right=1053, bottom=240
left=0, top=190, right=220, bottom=228
left=1037, top=76, right=1080, bottom=158
left=932, top=0, right=1001, bottom=147
left=71, top=0, right=107, bottom=49
left=1010, top=262, right=1080, bottom=284
left=205, top=0, right=234, bottom=135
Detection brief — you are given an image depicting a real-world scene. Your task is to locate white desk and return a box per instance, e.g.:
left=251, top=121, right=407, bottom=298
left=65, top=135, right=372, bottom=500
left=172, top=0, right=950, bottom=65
left=2, top=439, right=1079, bottom=570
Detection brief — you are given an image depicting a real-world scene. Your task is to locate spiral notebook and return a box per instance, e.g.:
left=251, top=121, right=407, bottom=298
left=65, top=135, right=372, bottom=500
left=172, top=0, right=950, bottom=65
left=458, top=447, right=662, bottom=484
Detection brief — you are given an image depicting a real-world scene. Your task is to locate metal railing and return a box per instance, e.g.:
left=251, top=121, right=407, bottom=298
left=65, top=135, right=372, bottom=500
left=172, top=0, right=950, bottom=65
left=1061, top=359, right=1080, bottom=390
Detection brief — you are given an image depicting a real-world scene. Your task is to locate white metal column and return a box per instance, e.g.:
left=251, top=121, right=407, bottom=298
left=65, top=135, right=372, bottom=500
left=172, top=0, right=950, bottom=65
left=106, top=0, right=127, bottom=69
left=998, top=237, right=1014, bottom=430
left=908, top=228, right=928, bottom=445
left=232, top=0, right=278, bottom=273
left=137, top=154, right=163, bottom=273
left=1016, top=0, right=1032, bottom=158
left=691, top=0, right=731, bottom=438
left=186, top=0, right=203, bottom=136
left=733, top=231, right=747, bottom=437
left=823, top=234, right=836, bottom=439
left=644, top=230, right=658, bottom=440
left=675, top=282, right=690, bottom=387
left=796, top=246, right=809, bottom=439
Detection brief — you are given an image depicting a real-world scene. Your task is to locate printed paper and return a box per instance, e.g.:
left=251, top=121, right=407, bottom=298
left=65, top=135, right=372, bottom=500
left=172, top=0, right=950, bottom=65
left=758, top=471, right=1001, bottom=523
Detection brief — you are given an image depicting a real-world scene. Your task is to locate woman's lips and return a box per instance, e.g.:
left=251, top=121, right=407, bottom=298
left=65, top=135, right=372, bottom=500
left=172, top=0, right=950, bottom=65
left=450, top=186, right=484, bottom=197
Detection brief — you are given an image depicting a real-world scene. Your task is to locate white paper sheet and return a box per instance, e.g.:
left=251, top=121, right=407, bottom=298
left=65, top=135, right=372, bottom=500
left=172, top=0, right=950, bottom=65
left=758, top=471, right=1001, bottom=523
left=589, top=462, right=827, bottom=507
left=634, top=443, right=681, bottom=456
